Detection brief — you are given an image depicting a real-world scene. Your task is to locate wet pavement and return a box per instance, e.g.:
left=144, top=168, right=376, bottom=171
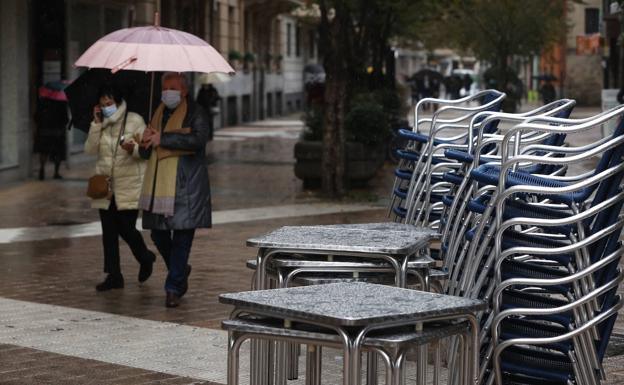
left=1, top=108, right=624, bottom=384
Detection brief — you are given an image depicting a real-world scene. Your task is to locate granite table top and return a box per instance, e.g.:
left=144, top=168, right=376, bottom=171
left=219, top=282, right=485, bottom=327
left=247, top=225, right=433, bottom=255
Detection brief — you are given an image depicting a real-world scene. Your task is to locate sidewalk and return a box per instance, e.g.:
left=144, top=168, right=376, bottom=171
left=0, top=117, right=390, bottom=384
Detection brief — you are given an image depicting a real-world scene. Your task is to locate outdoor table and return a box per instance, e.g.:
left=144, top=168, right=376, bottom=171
left=220, top=282, right=486, bottom=385
left=247, top=225, right=436, bottom=290
left=246, top=224, right=437, bottom=385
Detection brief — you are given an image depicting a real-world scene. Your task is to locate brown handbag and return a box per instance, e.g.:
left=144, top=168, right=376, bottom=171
left=86, top=111, right=128, bottom=200
left=86, top=174, right=111, bottom=199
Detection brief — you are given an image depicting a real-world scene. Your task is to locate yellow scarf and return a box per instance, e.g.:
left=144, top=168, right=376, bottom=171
left=139, top=100, right=192, bottom=216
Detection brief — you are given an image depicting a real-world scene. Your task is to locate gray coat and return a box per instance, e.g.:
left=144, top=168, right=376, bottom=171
left=140, top=101, right=212, bottom=230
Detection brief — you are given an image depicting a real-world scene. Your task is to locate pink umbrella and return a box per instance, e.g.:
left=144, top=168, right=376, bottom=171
left=75, top=24, right=234, bottom=74
left=74, top=14, right=234, bottom=116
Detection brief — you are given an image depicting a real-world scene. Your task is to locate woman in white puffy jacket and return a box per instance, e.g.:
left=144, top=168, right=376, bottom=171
left=85, top=85, right=156, bottom=292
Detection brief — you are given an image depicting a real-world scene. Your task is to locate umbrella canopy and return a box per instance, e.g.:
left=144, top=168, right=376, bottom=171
left=411, top=69, right=443, bottom=81
left=304, top=64, right=325, bottom=74
left=65, top=69, right=161, bottom=132
left=74, top=25, right=234, bottom=74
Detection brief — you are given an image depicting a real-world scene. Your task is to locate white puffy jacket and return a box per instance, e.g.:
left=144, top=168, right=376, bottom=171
left=84, top=101, right=147, bottom=210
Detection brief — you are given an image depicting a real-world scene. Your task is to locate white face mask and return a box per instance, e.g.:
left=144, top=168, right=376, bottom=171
left=101, top=104, right=117, bottom=118
left=161, top=90, right=182, bottom=109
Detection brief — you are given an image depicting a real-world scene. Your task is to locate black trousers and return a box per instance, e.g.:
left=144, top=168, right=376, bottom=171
left=150, top=229, right=195, bottom=295
left=99, top=198, right=151, bottom=276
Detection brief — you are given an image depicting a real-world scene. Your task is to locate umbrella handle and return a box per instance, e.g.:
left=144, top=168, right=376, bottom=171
left=148, top=72, right=155, bottom=122
left=111, top=56, right=138, bottom=73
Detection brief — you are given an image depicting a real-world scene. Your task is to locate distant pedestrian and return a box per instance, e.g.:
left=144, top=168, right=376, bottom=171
left=85, top=85, right=157, bottom=292
left=139, top=72, right=212, bottom=308
left=462, top=74, right=473, bottom=96
left=539, top=80, right=556, bottom=105
left=195, top=83, right=220, bottom=140
left=445, top=75, right=462, bottom=100
left=34, top=82, right=69, bottom=180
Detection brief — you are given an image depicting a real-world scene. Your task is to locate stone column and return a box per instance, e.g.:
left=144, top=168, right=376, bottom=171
left=133, top=0, right=157, bottom=26
left=0, top=0, right=32, bottom=182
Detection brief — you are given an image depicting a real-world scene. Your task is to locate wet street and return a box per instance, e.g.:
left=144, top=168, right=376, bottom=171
left=1, top=110, right=624, bottom=384
left=0, top=116, right=390, bottom=384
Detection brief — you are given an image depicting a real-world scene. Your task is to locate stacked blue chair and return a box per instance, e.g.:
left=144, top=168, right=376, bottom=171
left=437, top=100, right=577, bottom=285
left=388, top=90, right=506, bottom=225
left=436, top=106, right=624, bottom=384
left=417, top=100, right=576, bottom=233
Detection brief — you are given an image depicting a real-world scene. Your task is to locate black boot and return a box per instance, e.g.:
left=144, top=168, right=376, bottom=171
left=38, top=168, right=45, bottom=181
left=165, top=291, right=181, bottom=308
left=180, top=264, right=192, bottom=297
left=53, top=161, right=62, bottom=179
left=95, top=274, right=124, bottom=291
left=138, top=251, right=157, bottom=283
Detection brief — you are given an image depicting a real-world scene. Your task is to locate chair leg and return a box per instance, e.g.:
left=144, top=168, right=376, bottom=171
left=433, top=341, right=441, bottom=385
left=306, top=345, right=322, bottom=385
left=367, top=352, right=379, bottom=385
left=463, top=331, right=471, bottom=385
left=275, top=341, right=287, bottom=385
left=227, top=332, right=244, bottom=385
left=416, top=344, right=428, bottom=385
left=389, top=352, right=406, bottom=385
left=250, top=339, right=258, bottom=385
left=449, top=334, right=464, bottom=385
left=287, top=343, right=300, bottom=380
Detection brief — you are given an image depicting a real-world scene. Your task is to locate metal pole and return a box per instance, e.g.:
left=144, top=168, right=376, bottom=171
left=148, top=11, right=159, bottom=121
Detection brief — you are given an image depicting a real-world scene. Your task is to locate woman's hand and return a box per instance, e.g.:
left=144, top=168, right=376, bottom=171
left=140, top=126, right=153, bottom=148
left=121, top=141, right=135, bottom=155
left=93, top=106, right=102, bottom=123
left=148, top=129, right=161, bottom=147
left=141, top=126, right=161, bottom=148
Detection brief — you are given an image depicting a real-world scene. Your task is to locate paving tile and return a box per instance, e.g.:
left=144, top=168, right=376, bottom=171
left=0, top=344, right=217, bottom=385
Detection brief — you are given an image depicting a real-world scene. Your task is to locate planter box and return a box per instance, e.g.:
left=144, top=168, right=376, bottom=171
left=294, top=141, right=385, bottom=188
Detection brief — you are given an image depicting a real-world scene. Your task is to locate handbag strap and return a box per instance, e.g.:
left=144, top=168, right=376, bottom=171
left=110, top=109, right=129, bottom=180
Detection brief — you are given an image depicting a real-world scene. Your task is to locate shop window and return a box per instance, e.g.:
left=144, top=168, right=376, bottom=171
left=296, top=25, right=301, bottom=57
left=242, top=95, right=251, bottom=122
left=585, top=8, right=599, bottom=34
left=286, top=23, right=292, bottom=57
left=227, top=96, right=238, bottom=126
left=267, top=93, right=273, bottom=117
left=276, top=92, right=283, bottom=115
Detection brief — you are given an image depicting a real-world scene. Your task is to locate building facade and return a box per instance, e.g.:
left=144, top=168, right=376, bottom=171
left=0, top=0, right=319, bottom=183
left=538, top=0, right=603, bottom=105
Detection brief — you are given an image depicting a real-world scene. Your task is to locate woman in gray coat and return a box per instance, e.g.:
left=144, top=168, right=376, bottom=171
left=139, top=72, right=211, bottom=308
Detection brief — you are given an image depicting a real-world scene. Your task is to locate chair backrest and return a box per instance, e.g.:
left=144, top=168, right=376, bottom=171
left=464, top=91, right=506, bottom=146
left=596, top=294, right=621, bottom=362
left=582, top=116, right=624, bottom=244
left=541, top=100, right=575, bottom=148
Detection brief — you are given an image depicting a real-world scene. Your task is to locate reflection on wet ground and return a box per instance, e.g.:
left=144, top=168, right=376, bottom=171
left=0, top=118, right=317, bottom=228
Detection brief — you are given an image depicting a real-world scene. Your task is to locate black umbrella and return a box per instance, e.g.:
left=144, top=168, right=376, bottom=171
left=65, top=68, right=162, bottom=132
left=411, top=69, right=443, bottom=81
